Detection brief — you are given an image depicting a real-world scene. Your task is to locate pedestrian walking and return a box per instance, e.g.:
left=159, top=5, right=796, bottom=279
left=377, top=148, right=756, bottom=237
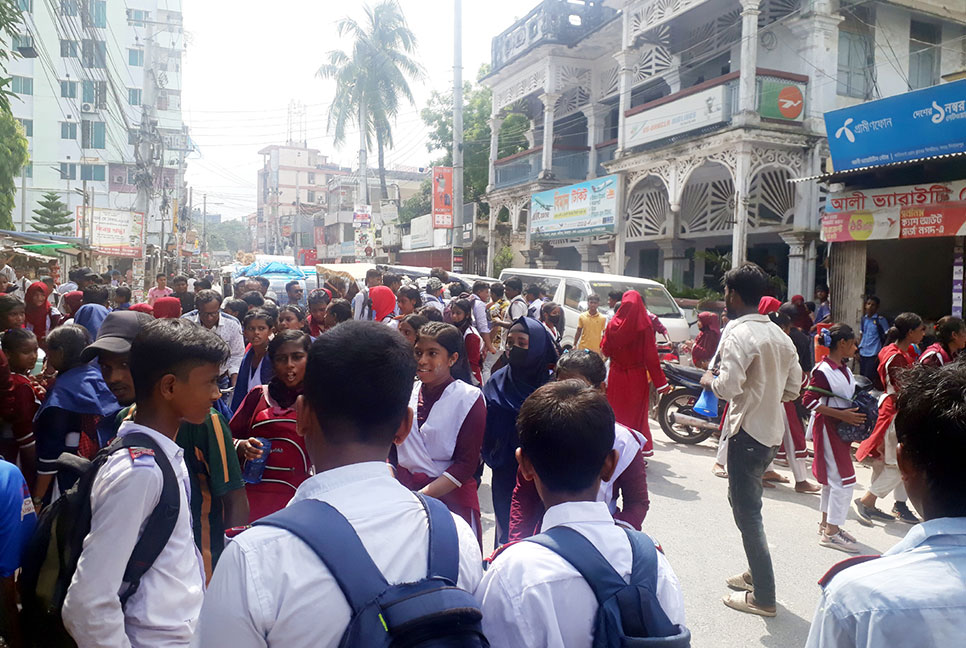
left=857, top=297, right=888, bottom=381
left=573, top=293, right=606, bottom=353
left=918, top=315, right=966, bottom=367
left=690, top=311, right=721, bottom=369
left=147, top=273, right=173, bottom=306
left=230, top=309, right=276, bottom=413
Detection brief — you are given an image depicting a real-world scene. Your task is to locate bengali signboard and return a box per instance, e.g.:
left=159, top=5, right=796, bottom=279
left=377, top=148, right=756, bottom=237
left=77, top=207, right=145, bottom=257
left=625, top=86, right=727, bottom=148
left=759, top=79, right=806, bottom=122
left=530, top=175, right=618, bottom=240
left=352, top=204, right=371, bottom=227
left=410, top=214, right=433, bottom=249
left=900, top=202, right=966, bottom=239
left=820, top=211, right=899, bottom=242
left=824, top=79, right=966, bottom=172
left=432, top=166, right=454, bottom=228
left=355, top=226, right=376, bottom=260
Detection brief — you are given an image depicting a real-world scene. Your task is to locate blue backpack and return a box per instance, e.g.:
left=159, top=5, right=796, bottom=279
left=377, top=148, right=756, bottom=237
left=527, top=526, right=691, bottom=647
left=254, top=493, right=489, bottom=648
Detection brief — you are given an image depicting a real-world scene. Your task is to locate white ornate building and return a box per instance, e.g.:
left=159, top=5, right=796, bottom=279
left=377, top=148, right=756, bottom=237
left=481, top=0, right=966, bottom=295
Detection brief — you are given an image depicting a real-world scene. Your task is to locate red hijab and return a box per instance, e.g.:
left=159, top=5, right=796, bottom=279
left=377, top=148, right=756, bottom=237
left=130, top=302, right=155, bottom=317
left=153, top=296, right=182, bottom=319
left=758, top=296, right=781, bottom=315
left=789, top=295, right=812, bottom=330
left=62, top=290, right=84, bottom=317
left=24, top=281, right=54, bottom=339
left=691, top=312, right=721, bottom=366
left=605, top=290, right=652, bottom=347
left=370, top=285, right=396, bottom=322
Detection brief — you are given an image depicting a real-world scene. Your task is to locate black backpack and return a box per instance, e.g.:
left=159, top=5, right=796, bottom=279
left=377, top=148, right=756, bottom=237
left=527, top=526, right=691, bottom=647
left=254, top=492, right=489, bottom=648
left=19, top=433, right=179, bottom=648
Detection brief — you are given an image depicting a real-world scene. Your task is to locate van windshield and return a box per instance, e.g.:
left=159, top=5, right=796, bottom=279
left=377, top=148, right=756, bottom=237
left=590, top=282, right=681, bottom=318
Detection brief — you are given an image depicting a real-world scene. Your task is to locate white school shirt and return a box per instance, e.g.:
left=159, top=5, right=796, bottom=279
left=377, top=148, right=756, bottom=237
left=598, top=424, right=643, bottom=512
left=476, top=501, right=685, bottom=648
left=62, top=422, right=205, bottom=648
left=192, top=461, right=483, bottom=648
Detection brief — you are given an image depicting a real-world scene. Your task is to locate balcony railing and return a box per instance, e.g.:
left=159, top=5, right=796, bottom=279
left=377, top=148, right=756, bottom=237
left=494, top=145, right=591, bottom=190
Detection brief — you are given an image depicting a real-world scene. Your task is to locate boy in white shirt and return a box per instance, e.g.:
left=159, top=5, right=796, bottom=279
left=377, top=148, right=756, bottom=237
left=477, top=380, right=686, bottom=648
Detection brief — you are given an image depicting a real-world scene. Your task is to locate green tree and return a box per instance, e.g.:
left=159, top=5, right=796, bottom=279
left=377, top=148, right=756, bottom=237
left=205, top=219, right=251, bottom=257
left=398, top=179, right=431, bottom=224
left=32, top=191, right=73, bottom=235
left=493, top=245, right=516, bottom=278
left=318, top=1, right=423, bottom=204
left=0, top=0, right=24, bottom=113
left=0, top=110, right=29, bottom=230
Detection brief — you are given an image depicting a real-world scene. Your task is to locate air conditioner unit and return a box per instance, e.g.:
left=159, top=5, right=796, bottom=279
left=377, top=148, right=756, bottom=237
left=81, top=102, right=96, bottom=113
left=114, top=175, right=125, bottom=184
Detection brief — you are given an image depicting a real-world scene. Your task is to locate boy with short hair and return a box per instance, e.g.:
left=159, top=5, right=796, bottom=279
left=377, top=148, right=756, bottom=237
left=113, top=285, right=132, bottom=311
left=148, top=273, right=173, bottom=306
left=574, top=294, right=606, bottom=353
left=62, top=319, right=229, bottom=646
left=194, top=321, right=483, bottom=647
left=171, top=275, right=195, bottom=315
left=477, top=380, right=685, bottom=646
left=1, top=328, right=40, bottom=491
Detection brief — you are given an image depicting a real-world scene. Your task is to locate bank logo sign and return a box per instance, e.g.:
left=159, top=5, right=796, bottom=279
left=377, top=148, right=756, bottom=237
left=824, top=79, right=966, bottom=173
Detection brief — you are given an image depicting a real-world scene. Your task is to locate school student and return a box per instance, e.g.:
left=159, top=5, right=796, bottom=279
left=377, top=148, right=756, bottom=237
left=230, top=330, right=312, bottom=523
left=323, top=298, right=352, bottom=331
left=1, top=328, right=40, bottom=492
left=23, top=281, right=60, bottom=349
left=62, top=319, right=229, bottom=646
left=450, top=298, right=483, bottom=385
left=918, top=315, right=966, bottom=367
left=305, top=288, right=331, bottom=338
left=398, top=313, right=429, bottom=346
left=230, top=309, right=276, bottom=412
left=477, top=380, right=686, bottom=647
left=395, top=322, right=485, bottom=545
left=194, top=321, right=484, bottom=648
left=396, top=285, right=422, bottom=318
left=277, top=304, right=308, bottom=333
left=509, top=350, right=650, bottom=541
left=369, top=285, right=397, bottom=325
left=803, top=324, right=865, bottom=554
left=113, top=285, right=132, bottom=311
left=0, top=294, right=25, bottom=332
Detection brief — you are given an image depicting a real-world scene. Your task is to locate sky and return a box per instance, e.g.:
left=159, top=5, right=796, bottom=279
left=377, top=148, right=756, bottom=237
left=182, top=0, right=529, bottom=220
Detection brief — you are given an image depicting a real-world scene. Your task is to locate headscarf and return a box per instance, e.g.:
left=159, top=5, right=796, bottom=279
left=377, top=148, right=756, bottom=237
left=24, top=281, right=54, bottom=340
left=36, top=362, right=118, bottom=420
left=482, top=317, right=558, bottom=468
left=604, top=290, right=652, bottom=348
left=691, top=312, right=722, bottom=366
left=153, top=296, right=182, bottom=319
left=369, top=285, right=396, bottom=322
left=758, top=296, right=781, bottom=315
left=130, top=302, right=155, bottom=317
left=73, top=303, right=110, bottom=339
left=62, top=290, right=84, bottom=317
left=789, top=295, right=812, bottom=330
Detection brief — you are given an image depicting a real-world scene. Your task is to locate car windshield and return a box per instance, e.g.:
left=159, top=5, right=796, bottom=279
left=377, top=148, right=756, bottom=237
left=590, top=282, right=681, bottom=318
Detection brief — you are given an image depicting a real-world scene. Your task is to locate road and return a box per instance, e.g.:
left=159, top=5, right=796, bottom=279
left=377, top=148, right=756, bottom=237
left=478, top=424, right=911, bottom=647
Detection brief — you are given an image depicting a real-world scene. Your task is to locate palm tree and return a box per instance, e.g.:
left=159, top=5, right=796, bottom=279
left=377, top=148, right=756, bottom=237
left=318, top=1, right=423, bottom=206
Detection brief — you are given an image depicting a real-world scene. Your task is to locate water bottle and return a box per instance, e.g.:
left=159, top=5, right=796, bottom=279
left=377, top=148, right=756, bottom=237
left=694, top=388, right=718, bottom=418
left=241, top=437, right=271, bottom=484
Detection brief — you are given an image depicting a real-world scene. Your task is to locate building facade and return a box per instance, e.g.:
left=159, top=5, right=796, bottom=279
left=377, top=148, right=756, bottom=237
left=6, top=0, right=187, bottom=261
left=481, top=0, right=966, bottom=295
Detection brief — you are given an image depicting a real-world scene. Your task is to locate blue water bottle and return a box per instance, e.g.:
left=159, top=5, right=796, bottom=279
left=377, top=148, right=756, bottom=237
left=694, top=388, right=718, bottom=418
left=242, top=437, right=271, bottom=484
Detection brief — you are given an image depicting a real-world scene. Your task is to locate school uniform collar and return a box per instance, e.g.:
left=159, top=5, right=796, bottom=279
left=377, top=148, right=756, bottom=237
left=117, top=420, right=183, bottom=460
left=542, top=500, right=615, bottom=531
left=884, top=516, right=966, bottom=556
left=291, top=461, right=395, bottom=502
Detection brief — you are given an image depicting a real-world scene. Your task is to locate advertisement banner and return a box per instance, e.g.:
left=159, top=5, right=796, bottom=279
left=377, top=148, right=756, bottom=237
left=339, top=241, right=355, bottom=257
left=824, top=79, right=966, bottom=172
left=452, top=246, right=464, bottom=273
left=355, top=226, right=376, bottom=260
left=820, top=211, right=900, bottom=243
left=900, top=202, right=966, bottom=239
left=77, top=207, right=145, bottom=257
left=432, top=167, right=454, bottom=228
left=530, top=175, right=618, bottom=240
left=625, top=86, right=727, bottom=148
left=759, top=79, right=805, bottom=122
left=410, top=214, right=433, bottom=249
left=352, top=205, right=371, bottom=228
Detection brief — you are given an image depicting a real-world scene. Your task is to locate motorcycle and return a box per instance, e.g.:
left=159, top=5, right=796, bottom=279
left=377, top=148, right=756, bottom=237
left=657, top=361, right=724, bottom=445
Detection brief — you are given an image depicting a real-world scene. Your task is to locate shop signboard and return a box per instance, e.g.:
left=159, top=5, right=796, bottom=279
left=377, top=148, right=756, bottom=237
left=759, top=78, right=805, bottom=122
left=352, top=204, right=371, bottom=227
left=452, top=246, right=464, bottom=273
left=339, top=241, right=355, bottom=257
left=432, top=166, right=454, bottom=228
left=355, top=226, right=376, bottom=260
left=824, top=79, right=966, bottom=173
left=820, top=211, right=899, bottom=242
left=77, top=206, right=145, bottom=257
left=954, top=240, right=964, bottom=318
left=530, top=175, right=618, bottom=240
left=900, top=202, right=966, bottom=239
left=625, top=86, right=727, bottom=148
left=410, top=213, right=433, bottom=249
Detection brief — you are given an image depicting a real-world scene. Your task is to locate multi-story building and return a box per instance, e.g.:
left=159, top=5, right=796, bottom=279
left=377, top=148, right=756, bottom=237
left=6, top=0, right=188, bottom=259
left=481, top=0, right=966, bottom=296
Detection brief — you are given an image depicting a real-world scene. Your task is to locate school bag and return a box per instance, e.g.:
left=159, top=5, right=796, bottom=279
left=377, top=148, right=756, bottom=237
left=526, top=526, right=691, bottom=648
left=254, top=492, right=489, bottom=648
left=803, top=384, right=878, bottom=443
left=19, top=433, right=179, bottom=648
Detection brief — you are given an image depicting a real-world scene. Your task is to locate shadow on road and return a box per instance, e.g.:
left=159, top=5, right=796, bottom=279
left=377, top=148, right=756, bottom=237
left=759, top=603, right=813, bottom=647
left=644, top=457, right=701, bottom=502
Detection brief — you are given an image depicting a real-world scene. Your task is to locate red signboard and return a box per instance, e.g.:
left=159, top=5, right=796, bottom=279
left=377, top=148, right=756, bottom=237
left=432, top=166, right=454, bottom=228
left=298, top=248, right=318, bottom=265
left=900, top=202, right=966, bottom=239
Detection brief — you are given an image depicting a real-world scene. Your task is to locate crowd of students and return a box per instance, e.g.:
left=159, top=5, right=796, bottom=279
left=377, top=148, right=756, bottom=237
left=0, top=261, right=963, bottom=647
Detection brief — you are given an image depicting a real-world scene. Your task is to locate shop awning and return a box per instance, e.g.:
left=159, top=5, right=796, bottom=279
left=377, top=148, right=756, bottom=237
left=1, top=246, right=56, bottom=262
left=792, top=150, right=966, bottom=184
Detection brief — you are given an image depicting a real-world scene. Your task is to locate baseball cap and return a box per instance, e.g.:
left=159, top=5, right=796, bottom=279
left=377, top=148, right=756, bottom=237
left=80, top=311, right=154, bottom=361
left=72, top=266, right=99, bottom=282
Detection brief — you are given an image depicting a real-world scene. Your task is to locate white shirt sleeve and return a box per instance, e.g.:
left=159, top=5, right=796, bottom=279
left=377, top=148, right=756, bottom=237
left=351, top=291, right=364, bottom=320
left=226, top=323, right=246, bottom=376
left=655, top=551, right=687, bottom=628
left=191, top=541, right=267, bottom=648
left=476, top=567, right=536, bottom=648
left=711, top=334, right=749, bottom=403
left=472, top=299, right=491, bottom=334
left=62, top=459, right=163, bottom=648
left=804, top=591, right=853, bottom=648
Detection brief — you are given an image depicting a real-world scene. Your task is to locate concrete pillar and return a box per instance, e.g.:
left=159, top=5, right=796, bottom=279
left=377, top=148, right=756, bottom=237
left=692, top=243, right=707, bottom=289
left=658, top=239, right=688, bottom=285
left=524, top=119, right=537, bottom=148
left=829, top=241, right=867, bottom=331
left=781, top=231, right=810, bottom=298
left=582, top=104, right=606, bottom=178
left=805, top=237, right=818, bottom=296
left=732, top=148, right=752, bottom=266
left=538, top=93, right=559, bottom=178
left=487, top=116, right=503, bottom=192
left=738, top=0, right=761, bottom=115
left=614, top=49, right=634, bottom=154
left=535, top=254, right=559, bottom=270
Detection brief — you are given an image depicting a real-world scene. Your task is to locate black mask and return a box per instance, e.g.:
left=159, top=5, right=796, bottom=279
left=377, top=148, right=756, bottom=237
left=508, top=346, right=528, bottom=369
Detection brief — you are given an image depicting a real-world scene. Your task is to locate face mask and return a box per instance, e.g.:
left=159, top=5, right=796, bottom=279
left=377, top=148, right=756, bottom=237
left=508, top=346, right=528, bottom=369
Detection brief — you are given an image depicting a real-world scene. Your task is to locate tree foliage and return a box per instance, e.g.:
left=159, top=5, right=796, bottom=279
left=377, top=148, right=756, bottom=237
left=32, top=191, right=73, bottom=235
left=493, top=245, right=516, bottom=278
left=0, top=110, right=29, bottom=230
left=0, top=0, right=24, bottom=113
left=205, top=219, right=251, bottom=257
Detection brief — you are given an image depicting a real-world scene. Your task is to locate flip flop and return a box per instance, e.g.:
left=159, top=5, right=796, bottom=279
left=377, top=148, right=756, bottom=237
left=722, top=591, right=777, bottom=617
left=795, top=481, right=821, bottom=494
left=762, top=472, right=790, bottom=483
left=712, top=466, right=728, bottom=478
left=726, top=573, right=753, bottom=592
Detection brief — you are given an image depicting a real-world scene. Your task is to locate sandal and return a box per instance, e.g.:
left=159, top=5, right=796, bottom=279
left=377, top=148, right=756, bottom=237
left=795, top=481, right=821, bottom=494
left=712, top=465, right=728, bottom=478
left=726, top=573, right=753, bottom=592
left=722, top=591, right=777, bottom=617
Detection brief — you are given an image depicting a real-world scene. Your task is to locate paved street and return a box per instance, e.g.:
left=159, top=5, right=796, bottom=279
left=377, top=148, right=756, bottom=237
left=479, top=423, right=911, bottom=647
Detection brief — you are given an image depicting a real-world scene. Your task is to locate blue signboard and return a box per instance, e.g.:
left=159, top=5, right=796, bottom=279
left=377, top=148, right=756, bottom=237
left=824, top=80, right=966, bottom=173
left=530, top=175, right=618, bottom=240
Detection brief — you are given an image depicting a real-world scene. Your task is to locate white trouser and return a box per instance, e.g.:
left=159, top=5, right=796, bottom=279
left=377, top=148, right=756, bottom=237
left=716, top=433, right=729, bottom=466
left=774, top=421, right=808, bottom=483
left=867, top=418, right=906, bottom=501
left=482, top=350, right=500, bottom=384
left=819, top=427, right=853, bottom=526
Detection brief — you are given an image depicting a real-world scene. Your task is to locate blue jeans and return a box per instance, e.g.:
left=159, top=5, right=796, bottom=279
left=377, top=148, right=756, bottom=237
left=727, top=429, right=779, bottom=608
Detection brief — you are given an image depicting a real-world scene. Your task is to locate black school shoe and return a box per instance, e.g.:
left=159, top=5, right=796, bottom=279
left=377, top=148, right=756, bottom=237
left=893, top=501, right=921, bottom=524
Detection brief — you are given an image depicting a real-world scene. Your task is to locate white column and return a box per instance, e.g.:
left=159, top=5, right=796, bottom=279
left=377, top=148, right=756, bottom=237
left=582, top=104, right=603, bottom=178
left=781, top=231, right=809, bottom=298
left=692, top=243, right=707, bottom=289
left=732, top=148, right=752, bottom=266
left=615, top=49, right=634, bottom=154
left=614, top=172, right=627, bottom=274
left=658, top=238, right=687, bottom=284
left=487, top=116, right=503, bottom=192
left=738, top=0, right=761, bottom=116
left=538, top=93, right=560, bottom=179
left=829, top=241, right=867, bottom=332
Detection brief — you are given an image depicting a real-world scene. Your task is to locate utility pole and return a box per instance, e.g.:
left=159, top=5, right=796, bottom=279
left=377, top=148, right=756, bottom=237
left=453, top=0, right=464, bottom=264
left=294, top=150, right=301, bottom=264
left=136, top=26, right=159, bottom=293
left=20, top=166, right=27, bottom=231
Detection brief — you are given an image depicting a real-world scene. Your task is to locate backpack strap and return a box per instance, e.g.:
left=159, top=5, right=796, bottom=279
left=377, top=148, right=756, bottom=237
left=622, top=528, right=678, bottom=638
left=526, top=526, right=626, bottom=604
left=415, top=493, right=459, bottom=585
left=254, top=499, right=390, bottom=613
left=112, top=433, right=180, bottom=606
